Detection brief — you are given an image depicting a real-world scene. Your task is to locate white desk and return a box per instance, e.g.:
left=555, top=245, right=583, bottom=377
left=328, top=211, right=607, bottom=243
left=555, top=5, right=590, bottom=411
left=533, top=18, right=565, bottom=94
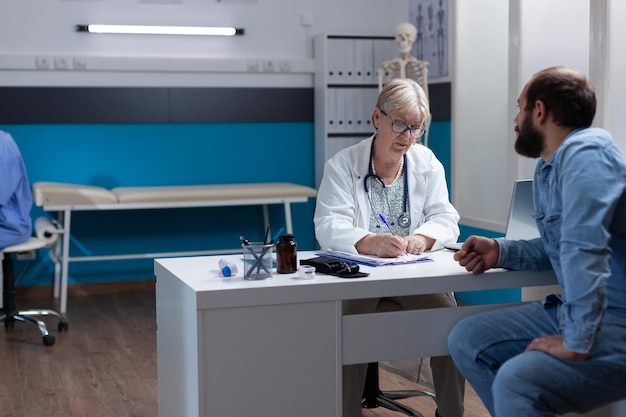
left=154, top=250, right=568, bottom=417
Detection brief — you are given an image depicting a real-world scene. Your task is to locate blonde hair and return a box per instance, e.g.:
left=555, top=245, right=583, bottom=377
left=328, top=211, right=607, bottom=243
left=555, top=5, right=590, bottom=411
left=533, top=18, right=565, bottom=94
left=376, top=78, right=430, bottom=124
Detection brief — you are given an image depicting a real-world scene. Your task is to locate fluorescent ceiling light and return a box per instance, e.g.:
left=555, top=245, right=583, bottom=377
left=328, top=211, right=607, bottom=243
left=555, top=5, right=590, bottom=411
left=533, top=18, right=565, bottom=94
left=76, top=24, right=244, bottom=36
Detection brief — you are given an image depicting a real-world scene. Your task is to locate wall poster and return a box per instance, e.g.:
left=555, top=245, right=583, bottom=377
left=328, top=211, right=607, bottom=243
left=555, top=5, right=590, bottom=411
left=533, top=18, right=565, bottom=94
left=409, top=0, right=450, bottom=82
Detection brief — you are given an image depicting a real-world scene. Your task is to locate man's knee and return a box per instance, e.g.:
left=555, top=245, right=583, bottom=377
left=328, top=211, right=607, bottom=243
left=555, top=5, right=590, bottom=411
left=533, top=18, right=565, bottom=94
left=448, top=315, right=477, bottom=361
left=492, top=352, right=546, bottom=399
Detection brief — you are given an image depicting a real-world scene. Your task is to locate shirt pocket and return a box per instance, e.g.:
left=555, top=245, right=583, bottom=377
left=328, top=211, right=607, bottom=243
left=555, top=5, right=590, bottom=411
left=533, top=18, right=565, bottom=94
left=542, top=213, right=562, bottom=265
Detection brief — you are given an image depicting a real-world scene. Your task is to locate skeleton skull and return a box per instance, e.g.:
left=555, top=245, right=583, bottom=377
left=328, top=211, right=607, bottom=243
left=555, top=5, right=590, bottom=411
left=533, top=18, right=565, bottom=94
left=394, top=22, right=417, bottom=54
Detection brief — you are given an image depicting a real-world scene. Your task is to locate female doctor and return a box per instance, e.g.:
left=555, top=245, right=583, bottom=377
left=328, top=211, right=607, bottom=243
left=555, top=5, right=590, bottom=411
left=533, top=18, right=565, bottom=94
left=314, top=78, right=465, bottom=417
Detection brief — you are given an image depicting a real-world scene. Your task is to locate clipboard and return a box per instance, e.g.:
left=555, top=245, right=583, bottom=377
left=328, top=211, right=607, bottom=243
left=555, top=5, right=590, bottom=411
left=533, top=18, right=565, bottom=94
left=322, top=248, right=432, bottom=267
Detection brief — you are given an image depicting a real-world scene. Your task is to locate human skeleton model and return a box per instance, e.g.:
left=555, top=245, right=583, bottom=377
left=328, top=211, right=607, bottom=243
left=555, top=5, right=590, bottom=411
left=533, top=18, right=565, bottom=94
left=377, top=22, right=431, bottom=146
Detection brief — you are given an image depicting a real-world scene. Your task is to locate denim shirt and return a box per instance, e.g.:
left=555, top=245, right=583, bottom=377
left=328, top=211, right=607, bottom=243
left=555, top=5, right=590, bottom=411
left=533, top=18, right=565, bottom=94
left=497, top=128, right=626, bottom=354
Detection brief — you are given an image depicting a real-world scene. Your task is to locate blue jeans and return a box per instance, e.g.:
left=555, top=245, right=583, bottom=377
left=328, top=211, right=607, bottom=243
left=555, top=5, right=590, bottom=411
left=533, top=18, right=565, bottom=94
left=447, top=300, right=626, bottom=416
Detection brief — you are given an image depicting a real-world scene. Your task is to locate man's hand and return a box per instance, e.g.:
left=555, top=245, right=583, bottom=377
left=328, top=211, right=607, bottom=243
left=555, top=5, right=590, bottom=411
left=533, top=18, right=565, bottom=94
left=525, top=335, right=590, bottom=360
left=453, top=235, right=500, bottom=274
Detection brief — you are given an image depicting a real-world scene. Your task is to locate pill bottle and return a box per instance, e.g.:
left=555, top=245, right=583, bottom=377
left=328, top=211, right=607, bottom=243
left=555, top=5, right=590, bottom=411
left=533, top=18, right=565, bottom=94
left=276, top=233, right=297, bottom=274
left=218, top=258, right=238, bottom=277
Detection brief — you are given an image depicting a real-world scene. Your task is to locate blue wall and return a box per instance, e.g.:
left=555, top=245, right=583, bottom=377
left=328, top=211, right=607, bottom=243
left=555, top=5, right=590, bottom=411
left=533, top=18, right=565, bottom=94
left=4, top=121, right=316, bottom=286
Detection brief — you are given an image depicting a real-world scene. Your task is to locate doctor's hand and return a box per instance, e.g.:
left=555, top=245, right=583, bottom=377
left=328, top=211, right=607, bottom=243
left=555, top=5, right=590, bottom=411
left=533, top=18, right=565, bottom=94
left=356, top=234, right=407, bottom=258
left=403, top=234, right=434, bottom=255
left=454, top=235, right=499, bottom=275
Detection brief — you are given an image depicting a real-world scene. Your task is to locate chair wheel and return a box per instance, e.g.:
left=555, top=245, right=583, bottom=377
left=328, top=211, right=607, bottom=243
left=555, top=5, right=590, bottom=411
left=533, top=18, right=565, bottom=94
left=43, top=334, right=56, bottom=346
left=58, top=321, right=69, bottom=332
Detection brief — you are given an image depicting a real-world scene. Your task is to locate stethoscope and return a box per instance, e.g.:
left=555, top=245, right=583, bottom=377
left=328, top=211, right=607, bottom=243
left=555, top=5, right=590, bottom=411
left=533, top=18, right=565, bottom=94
left=363, top=150, right=411, bottom=228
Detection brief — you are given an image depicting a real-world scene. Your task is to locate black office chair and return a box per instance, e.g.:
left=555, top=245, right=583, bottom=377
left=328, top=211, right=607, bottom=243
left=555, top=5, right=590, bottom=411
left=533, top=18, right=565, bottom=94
left=1, top=237, right=69, bottom=346
left=362, top=362, right=436, bottom=417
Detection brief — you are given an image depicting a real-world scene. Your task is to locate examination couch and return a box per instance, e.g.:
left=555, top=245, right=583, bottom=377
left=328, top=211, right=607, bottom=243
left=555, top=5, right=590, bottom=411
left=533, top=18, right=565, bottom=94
left=32, top=181, right=317, bottom=313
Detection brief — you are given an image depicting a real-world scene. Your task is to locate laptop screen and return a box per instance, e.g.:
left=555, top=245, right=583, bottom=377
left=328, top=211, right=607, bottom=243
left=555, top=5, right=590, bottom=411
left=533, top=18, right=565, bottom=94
left=505, top=179, right=540, bottom=240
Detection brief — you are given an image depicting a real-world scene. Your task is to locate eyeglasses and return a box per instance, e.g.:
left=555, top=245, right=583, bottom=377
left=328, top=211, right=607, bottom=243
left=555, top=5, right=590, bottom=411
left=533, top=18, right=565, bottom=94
left=380, top=110, right=427, bottom=138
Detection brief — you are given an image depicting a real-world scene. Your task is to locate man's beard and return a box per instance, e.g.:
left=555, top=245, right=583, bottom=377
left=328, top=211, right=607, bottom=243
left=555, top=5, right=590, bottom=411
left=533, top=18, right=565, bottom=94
left=514, top=117, right=545, bottom=158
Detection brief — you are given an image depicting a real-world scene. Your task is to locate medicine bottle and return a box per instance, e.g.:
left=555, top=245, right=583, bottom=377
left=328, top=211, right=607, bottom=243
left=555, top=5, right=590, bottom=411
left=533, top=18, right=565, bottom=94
left=218, top=258, right=238, bottom=277
left=276, top=233, right=297, bottom=274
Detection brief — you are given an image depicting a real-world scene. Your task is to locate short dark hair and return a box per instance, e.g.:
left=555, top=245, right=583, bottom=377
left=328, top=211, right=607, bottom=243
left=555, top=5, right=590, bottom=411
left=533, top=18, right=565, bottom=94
left=525, top=66, right=596, bottom=128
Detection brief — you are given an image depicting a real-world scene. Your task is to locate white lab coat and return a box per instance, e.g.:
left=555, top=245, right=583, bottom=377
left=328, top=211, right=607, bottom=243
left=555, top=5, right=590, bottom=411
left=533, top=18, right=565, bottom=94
left=314, top=134, right=459, bottom=254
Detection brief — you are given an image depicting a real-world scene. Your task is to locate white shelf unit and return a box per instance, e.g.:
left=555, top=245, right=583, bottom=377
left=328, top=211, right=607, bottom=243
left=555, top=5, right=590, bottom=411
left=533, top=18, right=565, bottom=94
left=314, top=34, right=397, bottom=187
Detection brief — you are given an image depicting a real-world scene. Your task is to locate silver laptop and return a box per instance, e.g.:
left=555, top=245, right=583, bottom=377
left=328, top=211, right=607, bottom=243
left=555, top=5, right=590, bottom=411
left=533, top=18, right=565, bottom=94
left=445, top=179, right=539, bottom=251
left=506, top=180, right=561, bottom=300
left=505, top=179, right=540, bottom=240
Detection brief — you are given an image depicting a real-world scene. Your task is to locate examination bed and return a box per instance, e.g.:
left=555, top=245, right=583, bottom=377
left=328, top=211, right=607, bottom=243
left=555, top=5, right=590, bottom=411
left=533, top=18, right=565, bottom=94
left=32, top=181, right=318, bottom=313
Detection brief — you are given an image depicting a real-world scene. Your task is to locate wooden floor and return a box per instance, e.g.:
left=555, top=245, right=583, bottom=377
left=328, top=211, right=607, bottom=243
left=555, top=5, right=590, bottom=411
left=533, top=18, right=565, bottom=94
left=0, top=283, right=490, bottom=417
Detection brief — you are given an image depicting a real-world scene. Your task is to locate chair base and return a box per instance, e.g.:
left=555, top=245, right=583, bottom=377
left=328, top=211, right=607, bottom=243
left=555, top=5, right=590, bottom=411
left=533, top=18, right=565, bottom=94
left=362, top=362, right=436, bottom=417
left=0, top=309, right=69, bottom=346
left=2, top=251, right=69, bottom=346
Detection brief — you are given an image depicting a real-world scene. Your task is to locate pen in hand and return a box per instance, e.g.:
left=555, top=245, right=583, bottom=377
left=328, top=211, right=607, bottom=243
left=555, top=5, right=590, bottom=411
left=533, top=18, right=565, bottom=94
left=379, top=214, right=408, bottom=256
left=379, top=214, right=395, bottom=236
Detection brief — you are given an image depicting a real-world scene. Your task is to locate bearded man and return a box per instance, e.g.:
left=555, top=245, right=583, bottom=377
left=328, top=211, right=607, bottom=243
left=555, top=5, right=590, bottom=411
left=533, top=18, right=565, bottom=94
left=448, top=66, right=626, bottom=417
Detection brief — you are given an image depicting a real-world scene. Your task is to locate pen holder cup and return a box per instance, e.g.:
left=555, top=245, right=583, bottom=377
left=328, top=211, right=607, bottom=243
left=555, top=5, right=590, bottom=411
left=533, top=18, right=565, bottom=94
left=242, top=242, right=273, bottom=280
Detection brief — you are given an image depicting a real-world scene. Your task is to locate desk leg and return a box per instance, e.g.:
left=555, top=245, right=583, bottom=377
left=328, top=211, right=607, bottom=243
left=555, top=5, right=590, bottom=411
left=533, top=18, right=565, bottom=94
left=157, top=276, right=202, bottom=417
left=59, top=209, right=71, bottom=314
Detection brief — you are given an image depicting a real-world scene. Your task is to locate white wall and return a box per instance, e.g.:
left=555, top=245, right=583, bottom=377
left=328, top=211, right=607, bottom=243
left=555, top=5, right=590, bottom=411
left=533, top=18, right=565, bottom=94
left=0, top=0, right=409, bottom=87
left=453, top=0, right=591, bottom=232
left=512, top=0, right=590, bottom=179
left=452, top=0, right=510, bottom=231
left=601, top=0, right=626, bottom=154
